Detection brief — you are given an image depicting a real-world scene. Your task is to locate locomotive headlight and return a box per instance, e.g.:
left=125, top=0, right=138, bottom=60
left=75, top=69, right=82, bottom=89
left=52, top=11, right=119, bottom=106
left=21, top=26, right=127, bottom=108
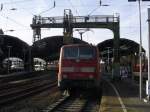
left=62, top=67, right=74, bottom=72
left=63, top=74, right=68, bottom=79
left=81, top=67, right=95, bottom=72
left=89, top=75, right=94, bottom=79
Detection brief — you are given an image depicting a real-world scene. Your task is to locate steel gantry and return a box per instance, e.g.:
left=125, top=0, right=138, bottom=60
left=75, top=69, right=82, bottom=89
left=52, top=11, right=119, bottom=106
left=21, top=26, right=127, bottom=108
left=30, top=10, right=120, bottom=78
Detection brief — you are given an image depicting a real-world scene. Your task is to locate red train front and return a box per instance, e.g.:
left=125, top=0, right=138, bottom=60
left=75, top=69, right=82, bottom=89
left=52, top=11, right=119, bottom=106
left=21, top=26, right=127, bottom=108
left=58, top=44, right=101, bottom=91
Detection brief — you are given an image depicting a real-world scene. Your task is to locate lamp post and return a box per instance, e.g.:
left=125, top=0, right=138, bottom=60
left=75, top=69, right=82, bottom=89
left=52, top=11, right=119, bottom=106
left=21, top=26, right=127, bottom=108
left=7, top=45, right=12, bottom=74
left=23, top=48, right=26, bottom=69
left=10, top=8, right=17, bottom=11
left=106, top=47, right=111, bottom=73
left=4, top=29, right=15, bottom=34
left=107, top=47, right=111, bottom=65
left=138, top=0, right=143, bottom=100
left=128, top=0, right=143, bottom=100
left=29, top=46, right=32, bottom=72
left=78, top=31, right=85, bottom=41
left=147, top=8, right=150, bottom=101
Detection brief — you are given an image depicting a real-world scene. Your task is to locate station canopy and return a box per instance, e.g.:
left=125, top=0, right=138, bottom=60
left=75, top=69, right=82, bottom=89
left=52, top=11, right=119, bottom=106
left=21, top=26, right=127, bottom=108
left=32, top=37, right=145, bottom=61
left=32, top=36, right=87, bottom=61
left=97, top=38, right=145, bottom=59
left=0, top=34, right=29, bottom=60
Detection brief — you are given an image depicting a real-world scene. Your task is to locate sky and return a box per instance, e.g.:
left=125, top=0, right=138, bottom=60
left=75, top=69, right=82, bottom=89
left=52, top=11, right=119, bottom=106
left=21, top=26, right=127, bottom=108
left=0, top=0, right=150, bottom=54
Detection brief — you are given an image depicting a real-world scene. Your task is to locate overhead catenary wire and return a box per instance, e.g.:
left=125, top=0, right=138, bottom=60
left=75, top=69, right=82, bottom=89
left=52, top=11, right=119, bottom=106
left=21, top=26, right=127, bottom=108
left=0, top=0, right=36, bottom=15
left=38, top=0, right=56, bottom=15
left=5, top=28, right=51, bottom=31
left=80, top=0, right=85, bottom=6
left=88, top=7, right=100, bottom=16
left=39, top=7, right=54, bottom=15
left=87, top=0, right=108, bottom=16
left=2, top=0, right=33, bottom=5
left=67, top=0, right=80, bottom=16
left=79, top=0, right=89, bottom=15
left=19, top=7, right=35, bottom=16
left=0, top=14, right=28, bottom=28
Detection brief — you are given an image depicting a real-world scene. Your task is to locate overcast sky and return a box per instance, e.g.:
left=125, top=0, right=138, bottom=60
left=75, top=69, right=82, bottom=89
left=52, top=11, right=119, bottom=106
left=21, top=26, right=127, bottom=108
left=0, top=0, right=150, bottom=54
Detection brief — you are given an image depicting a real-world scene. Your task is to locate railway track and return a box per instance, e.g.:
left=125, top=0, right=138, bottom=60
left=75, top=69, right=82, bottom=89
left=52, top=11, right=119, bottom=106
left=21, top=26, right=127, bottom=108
left=0, top=71, right=101, bottom=111
left=0, top=74, right=53, bottom=91
left=43, top=96, right=87, bottom=112
left=43, top=94, right=100, bottom=112
left=0, top=72, right=57, bottom=106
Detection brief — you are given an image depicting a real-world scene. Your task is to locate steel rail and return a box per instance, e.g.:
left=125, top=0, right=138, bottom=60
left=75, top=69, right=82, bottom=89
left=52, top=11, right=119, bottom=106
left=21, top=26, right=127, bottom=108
left=0, top=74, right=52, bottom=91
left=0, top=80, right=57, bottom=106
left=43, top=96, right=90, bottom=112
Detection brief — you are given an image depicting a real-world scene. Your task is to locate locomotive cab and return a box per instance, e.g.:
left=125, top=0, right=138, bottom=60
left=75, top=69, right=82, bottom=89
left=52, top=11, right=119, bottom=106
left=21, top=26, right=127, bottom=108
left=58, top=44, right=101, bottom=91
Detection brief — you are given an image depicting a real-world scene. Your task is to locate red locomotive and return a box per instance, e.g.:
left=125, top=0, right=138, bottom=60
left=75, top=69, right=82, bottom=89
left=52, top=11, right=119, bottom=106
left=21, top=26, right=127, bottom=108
left=58, top=44, right=102, bottom=93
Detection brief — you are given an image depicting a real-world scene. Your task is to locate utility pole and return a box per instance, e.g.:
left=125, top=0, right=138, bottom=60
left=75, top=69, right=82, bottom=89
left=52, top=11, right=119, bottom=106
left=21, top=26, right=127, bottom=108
left=128, top=0, right=143, bottom=100
left=138, top=0, right=143, bottom=100
left=147, top=8, right=150, bottom=101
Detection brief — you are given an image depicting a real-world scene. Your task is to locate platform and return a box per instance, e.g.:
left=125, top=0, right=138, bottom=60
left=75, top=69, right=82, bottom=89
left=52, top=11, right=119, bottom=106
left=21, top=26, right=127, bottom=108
left=100, top=78, right=150, bottom=112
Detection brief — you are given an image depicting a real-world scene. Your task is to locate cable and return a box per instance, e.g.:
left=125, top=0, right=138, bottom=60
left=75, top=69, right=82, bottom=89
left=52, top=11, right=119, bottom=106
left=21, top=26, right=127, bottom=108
left=87, top=0, right=110, bottom=16
left=3, top=0, right=33, bottom=5
left=79, top=0, right=89, bottom=15
left=39, top=7, right=54, bottom=15
left=0, top=14, right=28, bottom=28
left=19, top=7, right=35, bottom=16
left=67, top=0, right=80, bottom=16
left=80, top=0, right=85, bottom=7
left=88, top=7, right=99, bottom=16
left=87, top=0, right=101, bottom=16
left=0, top=0, right=35, bottom=16
left=38, top=0, right=56, bottom=15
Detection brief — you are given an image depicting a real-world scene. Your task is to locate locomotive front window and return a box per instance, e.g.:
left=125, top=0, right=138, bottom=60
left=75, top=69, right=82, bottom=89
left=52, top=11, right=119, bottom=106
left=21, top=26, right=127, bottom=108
left=64, top=47, right=78, bottom=59
left=79, top=47, right=95, bottom=59
left=63, top=46, right=96, bottom=59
